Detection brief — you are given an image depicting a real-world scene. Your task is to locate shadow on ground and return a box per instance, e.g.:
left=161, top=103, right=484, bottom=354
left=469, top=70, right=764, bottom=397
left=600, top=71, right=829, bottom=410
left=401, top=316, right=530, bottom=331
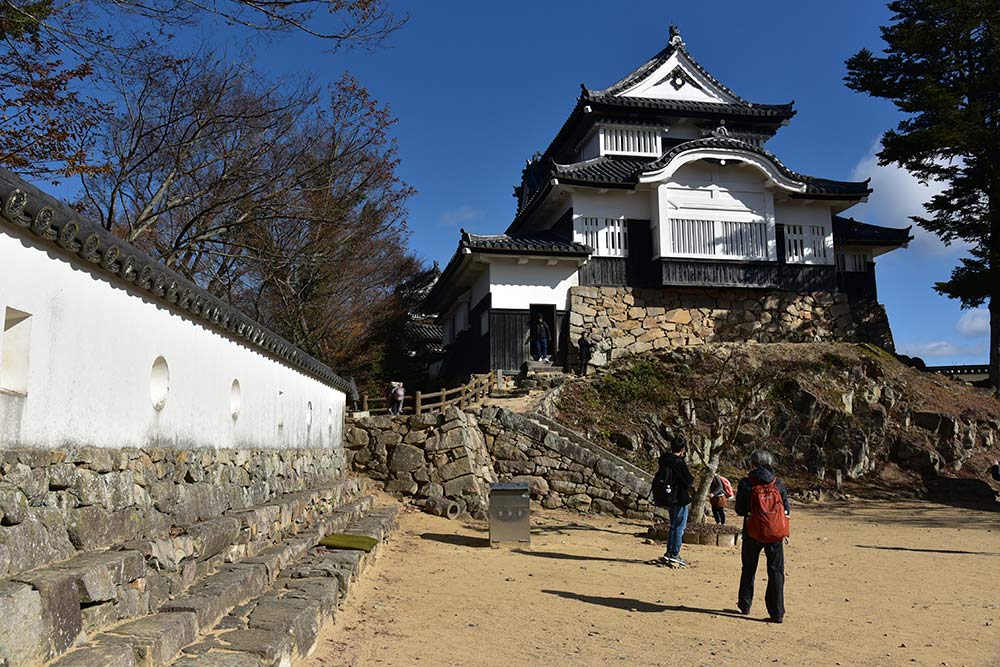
left=541, top=590, right=764, bottom=621
left=513, top=548, right=648, bottom=565
left=420, top=533, right=490, bottom=548
left=855, top=544, right=1000, bottom=557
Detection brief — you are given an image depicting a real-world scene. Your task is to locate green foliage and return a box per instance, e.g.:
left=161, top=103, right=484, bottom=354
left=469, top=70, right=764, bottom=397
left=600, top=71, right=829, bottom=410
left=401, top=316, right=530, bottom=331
left=593, top=357, right=677, bottom=407
left=0, top=1, right=51, bottom=39
left=845, top=0, right=1000, bottom=387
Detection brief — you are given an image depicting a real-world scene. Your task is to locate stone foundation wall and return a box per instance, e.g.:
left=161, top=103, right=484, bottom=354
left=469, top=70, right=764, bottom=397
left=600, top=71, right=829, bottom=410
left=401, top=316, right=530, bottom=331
left=568, top=286, right=855, bottom=368
left=476, top=408, right=660, bottom=520
left=0, top=447, right=346, bottom=579
left=345, top=406, right=661, bottom=521
left=344, top=408, right=497, bottom=518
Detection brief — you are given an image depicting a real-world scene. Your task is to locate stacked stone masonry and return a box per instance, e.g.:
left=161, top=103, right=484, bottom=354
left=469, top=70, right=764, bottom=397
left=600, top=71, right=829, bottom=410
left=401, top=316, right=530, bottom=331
left=0, top=446, right=390, bottom=667
left=345, top=407, right=497, bottom=518
left=567, top=286, right=859, bottom=368
left=346, top=406, right=663, bottom=521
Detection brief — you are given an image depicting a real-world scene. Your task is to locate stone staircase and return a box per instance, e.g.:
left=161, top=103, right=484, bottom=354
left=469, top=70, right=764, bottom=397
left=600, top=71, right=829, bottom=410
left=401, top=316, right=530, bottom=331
left=2, top=477, right=398, bottom=667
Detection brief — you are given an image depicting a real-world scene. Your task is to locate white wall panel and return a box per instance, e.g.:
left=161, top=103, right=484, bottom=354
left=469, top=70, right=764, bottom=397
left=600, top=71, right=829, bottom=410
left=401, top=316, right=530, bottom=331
left=0, top=230, right=345, bottom=450
left=488, top=258, right=579, bottom=310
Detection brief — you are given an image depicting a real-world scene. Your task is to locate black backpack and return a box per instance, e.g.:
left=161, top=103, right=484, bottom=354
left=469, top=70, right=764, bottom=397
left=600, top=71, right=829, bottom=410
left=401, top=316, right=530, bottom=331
left=651, top=456, right=678, bottom=507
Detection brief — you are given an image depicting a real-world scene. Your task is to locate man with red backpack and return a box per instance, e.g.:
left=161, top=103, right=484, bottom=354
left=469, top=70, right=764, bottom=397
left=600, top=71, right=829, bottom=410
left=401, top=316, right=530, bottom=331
left=734, top=448, right=790, bottom=623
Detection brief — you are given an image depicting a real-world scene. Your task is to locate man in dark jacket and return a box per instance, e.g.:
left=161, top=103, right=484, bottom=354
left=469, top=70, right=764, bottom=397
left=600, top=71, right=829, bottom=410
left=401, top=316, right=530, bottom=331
left=530, top=314, right=552, bottom=363
left=734, top=448, right=790, bottom=623
left=656, top=438, right=694, bottom=568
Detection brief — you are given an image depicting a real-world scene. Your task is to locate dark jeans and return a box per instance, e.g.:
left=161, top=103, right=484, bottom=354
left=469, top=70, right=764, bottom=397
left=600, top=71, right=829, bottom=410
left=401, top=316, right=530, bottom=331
left=712, top=506, right=726, bottom=524
left=530, top=336, right=548, bottom=359
left=578, top=355, right=590, bottom=375
left=738, top=534, right=785, bottom=619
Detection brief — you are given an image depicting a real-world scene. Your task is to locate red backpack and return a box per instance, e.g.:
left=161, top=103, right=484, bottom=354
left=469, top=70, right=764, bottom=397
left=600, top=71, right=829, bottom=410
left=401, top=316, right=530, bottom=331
left=747, top=480, right=790, bottom=543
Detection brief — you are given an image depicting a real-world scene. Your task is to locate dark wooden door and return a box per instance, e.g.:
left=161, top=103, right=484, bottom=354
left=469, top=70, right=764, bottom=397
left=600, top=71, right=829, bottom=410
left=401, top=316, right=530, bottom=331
left=625, top=219, right=654, bottom=287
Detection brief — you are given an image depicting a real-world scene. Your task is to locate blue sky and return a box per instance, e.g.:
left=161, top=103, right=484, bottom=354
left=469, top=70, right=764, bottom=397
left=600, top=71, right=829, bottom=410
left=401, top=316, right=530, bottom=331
left=89, top=1, right=1000, bottom=364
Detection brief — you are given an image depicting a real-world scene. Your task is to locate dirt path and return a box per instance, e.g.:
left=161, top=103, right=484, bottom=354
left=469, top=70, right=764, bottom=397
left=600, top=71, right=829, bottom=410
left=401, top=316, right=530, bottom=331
left=304, top=501, right=1000, bottom=667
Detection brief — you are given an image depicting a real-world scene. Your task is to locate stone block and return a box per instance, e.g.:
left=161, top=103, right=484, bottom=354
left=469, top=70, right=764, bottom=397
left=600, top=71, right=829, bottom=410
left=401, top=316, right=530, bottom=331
left=247, top=596, right=323, bottom=657
left=49, top=645, right=137, bottom=667
left=172, top=653, right=262, bottom=667
left=0, top=581, right=47, bottom=666
left=443, top=474, right=480, bottom=498
left=408, top=413, right=440, bottom=431
left=437, top=457, right=474, bottom=481
left=217, top=628, right=292, bottom=666
left=0, top=512, right=77, bottom=576
left=0, top=483, right=28, bottom=526
left=186, top=517, right=241, bottom=561
left=160, top=564, right=267, bottom=631
left=103, top=612, right=199, bottom=667
left=11, top=569, right=83, bottom=657
left=388, top=444, right=424, bottom=473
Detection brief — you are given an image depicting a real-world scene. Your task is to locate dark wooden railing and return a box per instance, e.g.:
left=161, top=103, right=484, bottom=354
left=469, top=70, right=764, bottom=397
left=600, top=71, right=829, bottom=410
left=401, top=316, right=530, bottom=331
left=359, top=373, right=495, bottom=416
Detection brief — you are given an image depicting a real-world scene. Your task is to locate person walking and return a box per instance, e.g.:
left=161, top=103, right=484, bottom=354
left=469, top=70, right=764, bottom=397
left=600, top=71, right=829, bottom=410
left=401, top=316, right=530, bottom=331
left=651, top=438, right=694, bottom=568
left=577, top=335, right=593, bottom=376
left=387, top=381, right=405, bottom=415
left=735, top=448, right=790, bottom=623
left=709, top=473, right=733, bottom=525
left=530, top=314, right=552, bottom=363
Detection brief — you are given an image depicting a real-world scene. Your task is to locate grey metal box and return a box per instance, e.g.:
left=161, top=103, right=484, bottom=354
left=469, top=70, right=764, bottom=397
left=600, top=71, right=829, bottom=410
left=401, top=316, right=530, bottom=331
left=489, top=482, right=531, bottom=545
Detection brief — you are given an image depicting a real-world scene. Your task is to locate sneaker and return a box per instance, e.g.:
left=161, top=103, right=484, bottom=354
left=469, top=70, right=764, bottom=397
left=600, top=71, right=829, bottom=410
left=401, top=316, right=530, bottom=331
left=666, top=556, right=688, bottom=568
left=768, top=616, right=784, bottom=624
left=738, top=605, right=751, bottom=616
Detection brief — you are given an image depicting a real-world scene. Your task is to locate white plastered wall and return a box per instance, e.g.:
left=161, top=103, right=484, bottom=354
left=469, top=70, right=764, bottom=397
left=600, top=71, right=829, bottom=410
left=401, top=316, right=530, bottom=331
left=488, top=257, right=579, bottom=310
left=0, top=230, right=345, bottom=450
left=571, top=189, right=652, bottom=221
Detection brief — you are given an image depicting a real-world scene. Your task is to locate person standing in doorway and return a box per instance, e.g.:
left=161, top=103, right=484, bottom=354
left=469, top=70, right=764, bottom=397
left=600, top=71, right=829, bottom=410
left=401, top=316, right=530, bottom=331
left=652, top=438, right=693, bottom=568
left=735, top=448, right=790, bottom=623
left=577, top=335, right=593, bottom=376
left=530, top=313, right=551, bottom=363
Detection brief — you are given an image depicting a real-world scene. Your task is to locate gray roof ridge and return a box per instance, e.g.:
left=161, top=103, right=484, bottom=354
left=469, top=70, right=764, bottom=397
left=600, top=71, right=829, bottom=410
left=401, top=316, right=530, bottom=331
left=0, top=168, right=351, bottom=393
left=586, top=27, right=791, bottom=111
left=645, top=137, right=871, bottom=194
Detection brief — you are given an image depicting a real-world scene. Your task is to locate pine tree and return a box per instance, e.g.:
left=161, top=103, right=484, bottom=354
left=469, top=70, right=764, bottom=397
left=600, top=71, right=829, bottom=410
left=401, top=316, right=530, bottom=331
left=845, top=0, right=1000, bottom=391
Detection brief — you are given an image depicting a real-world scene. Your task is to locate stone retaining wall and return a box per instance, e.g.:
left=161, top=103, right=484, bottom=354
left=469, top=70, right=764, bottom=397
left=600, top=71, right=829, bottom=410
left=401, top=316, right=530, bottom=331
left=344, top=408, right=496, bottom=518
left=476, top=408, right=660, bottom=520
left=0, top=447, right=346, bottom=579
left=346, top=406, right=662, bottom=521
left=568, top=286, right=855, bottom=368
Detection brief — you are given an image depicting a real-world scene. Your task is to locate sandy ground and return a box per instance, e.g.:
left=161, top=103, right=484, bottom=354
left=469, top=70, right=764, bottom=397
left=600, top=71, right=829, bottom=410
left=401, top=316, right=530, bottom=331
left=303, top=500, right=1000, bottom=667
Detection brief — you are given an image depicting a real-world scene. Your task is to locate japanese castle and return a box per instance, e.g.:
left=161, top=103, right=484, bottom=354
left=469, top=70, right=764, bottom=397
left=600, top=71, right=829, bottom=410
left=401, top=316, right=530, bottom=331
left=423, top=26, right=911, bottom=380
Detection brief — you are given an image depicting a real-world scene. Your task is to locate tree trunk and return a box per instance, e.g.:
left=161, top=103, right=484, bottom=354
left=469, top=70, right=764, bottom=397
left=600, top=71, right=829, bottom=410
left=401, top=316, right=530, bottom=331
left=990, top=296, right=999, bottom=395
left=689, top=449, right=721, bottom=525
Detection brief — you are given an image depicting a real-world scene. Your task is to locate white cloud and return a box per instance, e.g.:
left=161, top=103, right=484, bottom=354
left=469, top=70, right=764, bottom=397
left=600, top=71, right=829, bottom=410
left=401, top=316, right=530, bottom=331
left=849, top=142, right=968, bottom=257
left=956, top=308, right=990, bottom=338
left=439, top=206, right=482, bottom=227
left=896, top=340, right=987, bottom=359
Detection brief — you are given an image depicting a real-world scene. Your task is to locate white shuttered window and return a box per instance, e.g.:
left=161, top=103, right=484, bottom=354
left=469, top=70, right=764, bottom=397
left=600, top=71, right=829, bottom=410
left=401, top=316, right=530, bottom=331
left=574, top=217, right=628, bottom=257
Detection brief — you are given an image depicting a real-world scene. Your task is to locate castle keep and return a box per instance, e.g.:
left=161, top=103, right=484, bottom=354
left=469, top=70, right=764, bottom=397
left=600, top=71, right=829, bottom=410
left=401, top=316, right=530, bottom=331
left=422, top=27, right=910, bottom=378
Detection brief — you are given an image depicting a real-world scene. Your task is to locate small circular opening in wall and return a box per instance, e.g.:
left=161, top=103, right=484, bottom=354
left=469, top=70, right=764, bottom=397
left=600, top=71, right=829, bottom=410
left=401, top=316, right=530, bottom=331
left=230, top=379, right=241, bottom=419
left=306, top=401, right=313, bottom=428
left=150, top=356, right=169, bottom=411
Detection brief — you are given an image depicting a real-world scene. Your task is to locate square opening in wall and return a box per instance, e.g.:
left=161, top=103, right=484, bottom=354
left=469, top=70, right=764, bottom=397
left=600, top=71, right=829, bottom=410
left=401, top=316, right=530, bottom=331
left=1, top=307, right=32, bottom=395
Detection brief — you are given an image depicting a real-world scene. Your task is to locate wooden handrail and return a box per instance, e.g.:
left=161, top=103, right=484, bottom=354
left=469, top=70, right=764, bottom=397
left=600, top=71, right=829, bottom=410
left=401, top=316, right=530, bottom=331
left=356, top=373, right=495, bottom=416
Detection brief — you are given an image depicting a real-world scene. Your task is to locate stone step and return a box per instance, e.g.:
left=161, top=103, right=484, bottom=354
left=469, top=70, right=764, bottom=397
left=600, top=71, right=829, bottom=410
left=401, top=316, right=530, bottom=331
left=2, top=479, right=370, bottom=667
left=162, top=504, right=399, bottom=667
left=44, top=497, right=395, bottom=667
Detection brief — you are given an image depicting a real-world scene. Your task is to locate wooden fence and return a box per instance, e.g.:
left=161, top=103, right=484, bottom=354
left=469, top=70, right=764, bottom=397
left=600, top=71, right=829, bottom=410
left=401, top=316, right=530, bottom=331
left=360, top=373, right=495, bottom=416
